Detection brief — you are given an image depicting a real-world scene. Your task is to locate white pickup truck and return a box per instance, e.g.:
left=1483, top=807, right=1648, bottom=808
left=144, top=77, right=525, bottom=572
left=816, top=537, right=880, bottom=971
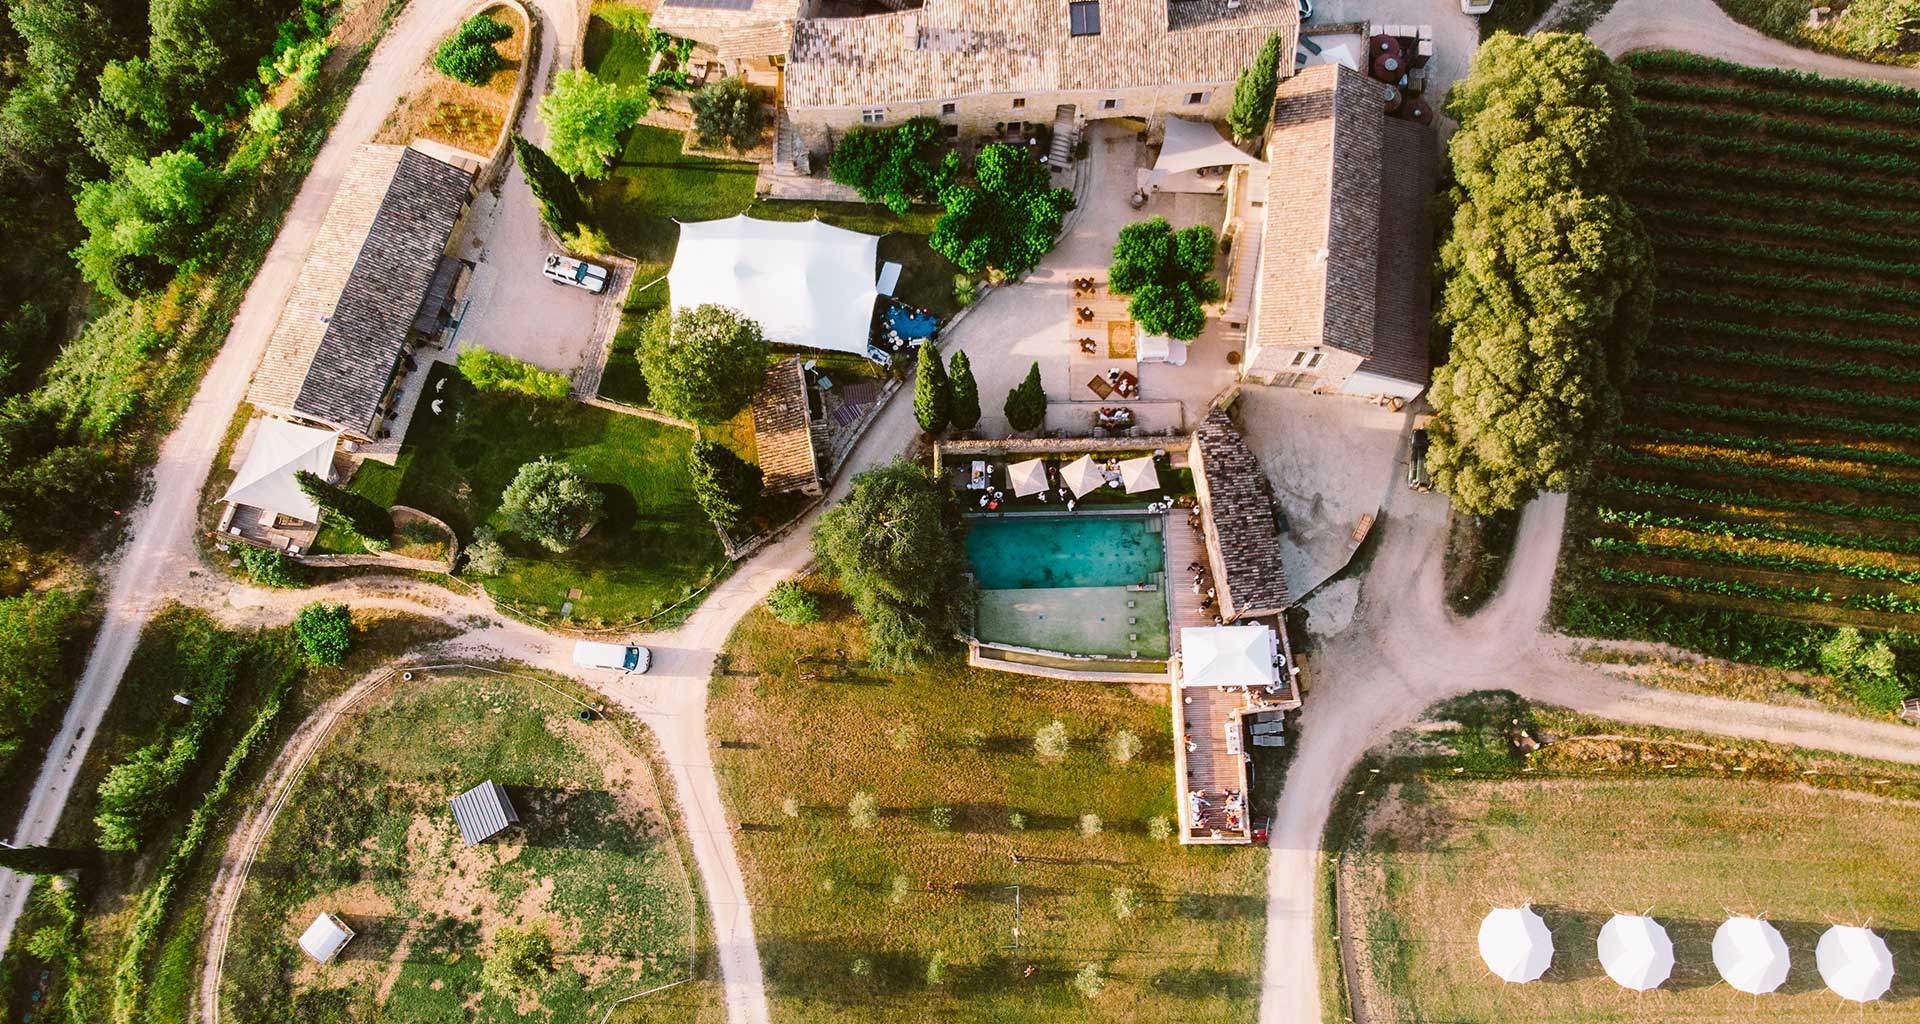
left=544, top=253, right=610, bottom=294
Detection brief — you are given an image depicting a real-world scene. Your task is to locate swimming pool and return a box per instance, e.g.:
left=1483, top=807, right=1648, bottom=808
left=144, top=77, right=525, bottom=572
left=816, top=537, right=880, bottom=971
left=966, top=515, right=1165, bottom=590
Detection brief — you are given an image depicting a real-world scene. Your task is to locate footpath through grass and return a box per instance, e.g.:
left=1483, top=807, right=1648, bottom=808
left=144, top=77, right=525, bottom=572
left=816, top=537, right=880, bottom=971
left=709, top=582, right=1266, bottom=1023
left=346, top=364, right=725, bottom=626
left=220, top=668, right=695, bottom=1023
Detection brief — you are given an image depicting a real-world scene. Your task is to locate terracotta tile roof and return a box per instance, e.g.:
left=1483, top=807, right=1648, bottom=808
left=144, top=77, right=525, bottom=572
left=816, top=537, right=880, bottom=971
left=654, top=0, right=803, bottom=34
left=1194, top=408, right=1290, bottom=615
left=1359, top=116, right=1435, bottom=387
left=784, top=0, right=1297, bottom=108
left=714, top=19, right=796, bottom=60
left=751, top=358, right=821, bottom=493
left=247, top=146, right=472, bottom=436
left=1254, top=64, right=1381, bottom=358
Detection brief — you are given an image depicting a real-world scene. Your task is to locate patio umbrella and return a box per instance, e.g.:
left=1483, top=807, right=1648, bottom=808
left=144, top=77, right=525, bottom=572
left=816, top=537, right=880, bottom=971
left=1597, top=914, right=1674, bottom=991
left=1118, top=456, right=1160, bottom=494
left=1007, top=458, right=1049, bottom=498
left=1061, top=454, right=1104, bottom=498
left=1817, top=925, right=1894, bottom=1002
left=1477, top=906, right=1553, bottom=983
left=1713, top=917, right=1790, bottom=995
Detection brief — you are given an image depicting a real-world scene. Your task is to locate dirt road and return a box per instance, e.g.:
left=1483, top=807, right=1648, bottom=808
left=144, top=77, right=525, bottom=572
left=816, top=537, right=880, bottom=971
left=1588, top=0, right=1920, bottom=87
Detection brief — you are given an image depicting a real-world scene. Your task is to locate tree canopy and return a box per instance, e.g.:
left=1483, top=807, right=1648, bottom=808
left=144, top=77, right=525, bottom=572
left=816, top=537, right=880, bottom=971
left=1107, top=218, right=1221, bottom=340
left=434, top=14, right=511, bottom=86
left=812, top=460, right=971, bottom=669
left=828, top=117, right=958, bottom=214
left=499, top=458, right=605, bottom=552
left=947, top=350, right=981, bottom=431
left=930, top=145, right=1075, bottom=276
left=72, top=149, right=223, bottom=296
left=690, top=76, right=767, bottom=152
left=636, top=304, right=771, bottom=425
left=512, top=133, right=587, bottom=236
left=538, top=69, right=649, bottom=179
left=1425, top=34, right=1652, bottom=515
left=913, top=343, right=950, bottom=434
left=296, top=469, right=393, bottom=542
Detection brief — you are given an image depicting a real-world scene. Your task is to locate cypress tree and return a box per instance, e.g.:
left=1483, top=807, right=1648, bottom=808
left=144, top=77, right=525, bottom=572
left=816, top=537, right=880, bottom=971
left=1003, top=362, right=1047, bottom=432
left=948, top=350, right=981, bottom=431
left=296, top=470, right=394, bottom=541
left=512, top=133, right=587, bottom=235
left=913, top=343, right=951, bottom=434
left=688, top=440, right=763, bottom=531
left=1227, top=33, right=1285, bottom=140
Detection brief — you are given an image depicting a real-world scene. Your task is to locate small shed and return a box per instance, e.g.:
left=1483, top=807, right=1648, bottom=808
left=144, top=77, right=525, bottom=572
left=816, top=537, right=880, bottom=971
left=298, top=912, right=355, bottom=963
left=449, top=780, right=520, bottom=846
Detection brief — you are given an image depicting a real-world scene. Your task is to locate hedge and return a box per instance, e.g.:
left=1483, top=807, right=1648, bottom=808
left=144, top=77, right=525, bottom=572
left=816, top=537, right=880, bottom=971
left=1606, top=447, right=1920, bottom=499
left=1660, top=289, right=1920, bottom=331
left=1645, top=127, right=1920, bottom=178
left=1641, top=154, right=1920, bottom=204
left=1589, top=536, right=1920, bottom=586
left=1634, top=367, right=1920, bottom=416
left=1650, top=234, right=1920, bottom=280
left=1639, top=207, right=1920, bottom=256
left=1631, top=178, right=1920, bottom=228
left=1651, top=317, right=1920, bottom=359
left=1617, top=421, right=1920, bottom=471
left=1624, top=50, right=1920, bottom=105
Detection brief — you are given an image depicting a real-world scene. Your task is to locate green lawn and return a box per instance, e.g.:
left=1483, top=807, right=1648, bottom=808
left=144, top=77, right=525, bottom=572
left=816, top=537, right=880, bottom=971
left=218, top=668, right=695, bottom=1023
left=347, top=364, right=725, bottom=626
left=709, top=581, right=1267, bottom=1023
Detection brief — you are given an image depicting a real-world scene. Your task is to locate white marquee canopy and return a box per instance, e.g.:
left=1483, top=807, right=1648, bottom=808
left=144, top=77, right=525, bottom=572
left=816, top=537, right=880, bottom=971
left=1597, top=914, right=1675, bottom=992
left=667, top=215, right=881, bottom=356
left=1060, top=454, right=1106, bottom=498
left=1478, top=906, right=1554, bottom=984
left=1713, top=917, right=1791, bottom=995
left=1818, top=925, right=1895, bottom=1003
left=1179, top=625, right=1278, bottom=688
left=220, top=418, right=339, bottom=523
left=1142, top=116, right=1261, bottom=189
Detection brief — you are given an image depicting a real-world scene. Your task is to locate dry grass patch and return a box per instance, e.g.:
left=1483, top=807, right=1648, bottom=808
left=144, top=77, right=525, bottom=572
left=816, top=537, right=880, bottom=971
left=374, top=5, right=525, bottom=155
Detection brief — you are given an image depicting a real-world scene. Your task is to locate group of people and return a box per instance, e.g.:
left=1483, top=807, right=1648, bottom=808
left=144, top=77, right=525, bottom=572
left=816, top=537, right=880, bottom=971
left=1186, top=788, right=1247, bottom=832
left=1104, top=367, right=1139, bottom=399
left=1188, top=560, right=1218, bottom=611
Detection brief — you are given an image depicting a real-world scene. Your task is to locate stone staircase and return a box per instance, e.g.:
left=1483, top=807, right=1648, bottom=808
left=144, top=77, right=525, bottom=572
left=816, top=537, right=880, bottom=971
left=772, top=106, right=809, bottom=177
left=1047, top=104, right=1077, bottom=167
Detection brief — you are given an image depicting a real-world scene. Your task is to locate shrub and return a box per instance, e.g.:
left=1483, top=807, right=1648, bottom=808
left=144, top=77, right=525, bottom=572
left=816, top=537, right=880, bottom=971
left=926, top=805, right=954, bottom=831
left=295, top=470, right=392, bottom=541
left=955, top=727, right=985, bottom=751
left=850, top=955, right=872, bottom=977
left=563, top=224, right=612, bottom=257
left=513, top=134, right=586, bottom=235
left=637, top=304, right=771, bottom=424
left=766, top=581, right=821, bottom=625
left=1007, top=810, right=1027, bottom=831
left=1003, top=362, right=1046, bottom=432
left=848, top=790, right=878, bottom=829
left=238, top=546, right=302, bottom=588
left=462, top=526, right=508, bottom=576
left=456, top=345, right=571, bottom=400
left=292, top=602, right=352, bottom=667
left=481, top=924, right=554, bottom=996
left=888, top=721, right=917, bottom=751
left=952, top=274, right=977, bottom=307
left=434, top=14, right=511, bottom=86
left=690, top=75, right=766, bottom=150
left=499, top=458, right=604, bottom=552
left=688, top=439, right=763, bottom=532
left=1079, top=813, right=1103, bottom=836
left=1819, top=627, right=1907, bottom=714
left=1147, top=815, right=1173, bottom=841
left=1107, top=728, right=1141, bottom=763
left=926, top=950, right=948, bottom=985
left=781, top=795, right=801, bottom=817
left=890, top=874, right=911, bottom=904
left=828, top=117, right=958, bottom=214
left=1111, top=886, right=1140, bottom=919
left=930, top=144, right=1073, bottom=275
left=1034, top=720, right=1069, bottom=758
left=1073, top=962, right=1106, bottom=999
left=0, top=589, right=85, bottom=775
left=912, top=343, right=950, bottom=434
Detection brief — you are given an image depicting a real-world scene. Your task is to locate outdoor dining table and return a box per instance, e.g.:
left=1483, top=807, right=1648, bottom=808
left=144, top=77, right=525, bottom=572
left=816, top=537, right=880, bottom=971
left=1224, top=720, right=1243, bottom=756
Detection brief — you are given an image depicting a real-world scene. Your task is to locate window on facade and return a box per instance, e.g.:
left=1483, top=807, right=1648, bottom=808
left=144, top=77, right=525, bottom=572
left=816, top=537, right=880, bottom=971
left=1186, top=91, right=1208, bottom=105
left=1012, top=97, right=1027, bottom=109
left=944, top=123, right=959, bottom=138
left=1069, top=0, right=1101, bottom=36
left=1101, top=98, right=1121, bottom=111
left=1289, top=351, right=1309, bottom=367
left=1306, top=352, right=1323, bottom=369
left=861, top=107, right=885, bottom=124
left=941, top=102, right=956, bottom=116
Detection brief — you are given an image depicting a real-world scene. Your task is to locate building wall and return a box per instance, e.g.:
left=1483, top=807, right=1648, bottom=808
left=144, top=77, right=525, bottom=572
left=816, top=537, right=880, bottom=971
left=789, top=79, right=1234, bottom=152
left=1240, top=336, right=1365, bottom=391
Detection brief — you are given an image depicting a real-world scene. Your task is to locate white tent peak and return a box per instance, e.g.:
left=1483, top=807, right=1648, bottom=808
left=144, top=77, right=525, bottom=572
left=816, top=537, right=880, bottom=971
left=1060, top=454, right=1105, bottom=498
left=667, top=215, right=881, bottom=357
left=1598, top=913, right=1675, bottom=991
left=221, top=418, right=339, bottom=523
left=1478, top=906, right=1553, bottom=984
left=1179, top=625, right=1278, bottom=688
left=1713, top=916, right=1790, bottom=995
left=1818, top=924, right=1894, bottom=1003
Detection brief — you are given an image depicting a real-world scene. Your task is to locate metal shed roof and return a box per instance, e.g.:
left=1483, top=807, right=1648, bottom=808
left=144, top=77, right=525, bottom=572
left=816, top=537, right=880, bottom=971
left=449, top=780, right=520, bottom=846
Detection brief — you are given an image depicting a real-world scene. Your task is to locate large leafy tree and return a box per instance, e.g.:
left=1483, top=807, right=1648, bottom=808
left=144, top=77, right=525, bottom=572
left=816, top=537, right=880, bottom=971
left=828, top=117, right=958, bottom=214
left=499, top=458, right=605, bottom=552
left=812, top=460, right=970, bottom=669
left=931, top=144, right=1075, bottom=276
left=1108, top=218, right=1221, bottom=340
left=538, top=69, right=649, bottom=179
left=947, top=350, right=981, bottom=431
left=71, top=149, right=223, bottom=296
left=636, top=304, right=770, bottom=425
left=1425, top=34, right=1652, bottom=515
left=912, top=343, right=950, bottom=434
left=690, top=75, right=767, bottom=152
left=1227, top=31, right=1286, bottom=140
left=688, top=439, right=762, bottom=532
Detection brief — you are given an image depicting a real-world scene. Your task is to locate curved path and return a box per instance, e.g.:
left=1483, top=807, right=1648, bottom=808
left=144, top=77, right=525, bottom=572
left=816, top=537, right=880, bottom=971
left=1588, top=0, right=1920, bottom=87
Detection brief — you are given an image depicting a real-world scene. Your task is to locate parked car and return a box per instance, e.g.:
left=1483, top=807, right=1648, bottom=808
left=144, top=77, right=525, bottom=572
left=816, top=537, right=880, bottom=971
left=1407, top=428, right=1432, bottom=492
left=572, top=640, right=650, bottom=673
left=544, top=253, right=609, bottom=294
left=1461, top=0, right=1494, bottom=13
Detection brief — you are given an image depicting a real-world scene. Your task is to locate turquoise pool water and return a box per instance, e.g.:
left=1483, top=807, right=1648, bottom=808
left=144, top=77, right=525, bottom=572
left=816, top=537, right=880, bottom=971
left=965, top=515, right=1164, bottom=590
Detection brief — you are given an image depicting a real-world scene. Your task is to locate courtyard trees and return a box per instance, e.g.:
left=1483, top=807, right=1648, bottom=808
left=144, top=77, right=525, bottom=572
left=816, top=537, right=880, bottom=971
left=812, top=459, right=970, bottom=669
left=931, top=144, right=1075, bottom=277
left=1108, top=217, right=1222, bottom=340
left=913, top=343, right=951, bottom=434
left=499, top=458, right=605, bottom=552
left=538, top=69, right=649, bottom=179
left=1424, top=33, right=1653, bottom=515
left=636, top=304, right=771, bottom=425
left=948, top=350, right=982, bottom=431
left=690, top=75, right=767, bottom=151
left=828, top=116, right=959, bottom=214
left=1004, top=362, right=1047, bottom=432
left=688, top=439, right=762, bottom=532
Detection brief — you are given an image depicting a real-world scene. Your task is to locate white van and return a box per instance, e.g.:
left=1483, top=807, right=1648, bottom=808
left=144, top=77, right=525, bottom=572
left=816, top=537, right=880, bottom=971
left=572, top=640, right=650, bottom=673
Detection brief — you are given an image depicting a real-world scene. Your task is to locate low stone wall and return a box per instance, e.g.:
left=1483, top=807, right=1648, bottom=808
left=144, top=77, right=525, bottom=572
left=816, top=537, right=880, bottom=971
left=968, top=641, right=1170, bottom=682
left=298, top=505, right=458, bottom=573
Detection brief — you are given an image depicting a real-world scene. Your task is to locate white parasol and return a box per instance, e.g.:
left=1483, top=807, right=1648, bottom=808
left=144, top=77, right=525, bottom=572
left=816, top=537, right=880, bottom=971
left=1817, top=925, right=1894, bottom=1003
left=1007, top=458, right=1049, bottom=497
left=1713, top=917, right=1790, bottom=995
left=1060, top=454, right=1105, bottom=498
left=1597, top=914, right=1675, bottom=991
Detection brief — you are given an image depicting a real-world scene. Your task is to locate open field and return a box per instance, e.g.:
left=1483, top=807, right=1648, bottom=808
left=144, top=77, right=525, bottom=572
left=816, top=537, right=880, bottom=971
left=1559, top=54, right=1920, bottom=676
left=219, top=668, right=693, bottom=1023
left=709, top=581, right=1267, bottom=1023
left=1331, top=694, right=1920, bottom=1023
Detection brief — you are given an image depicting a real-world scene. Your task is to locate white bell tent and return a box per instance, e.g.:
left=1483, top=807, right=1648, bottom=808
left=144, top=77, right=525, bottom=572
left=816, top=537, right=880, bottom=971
left=1712, top=917, right=1790, bottom=995
left=667, top=215, right=880, bottom=356
left=1007, top=458, right=1049, bottom=497
left=1477, top=906, right=1554, bottom=984
left=1179, top=625, right=1278, bottom=688
left=1817, top=924, right=1894, bottom=1003
left=1597, top=914, right=1675, bottom=991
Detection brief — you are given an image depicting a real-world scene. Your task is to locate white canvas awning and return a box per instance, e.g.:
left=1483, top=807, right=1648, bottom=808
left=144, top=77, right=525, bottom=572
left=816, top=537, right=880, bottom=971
left=220, top=419, right=339, bottom=523
left=1818, top=925, right=1894, bottom=1002
left=1060, top=454, right=1105, bottom=498
left=668, top=215, right=881, bottom=356
left=1139, top=334, right=1188, bottom=365
left=1118, top=456, right=1159, bottom=494
left=298, top=912, right=355, bottom=963
left=1478, top=906, right=1553, bottom=983
left=1179, top=625, right=1278, bottom=688
left=1713, top=917, right=1790, bottom=995
left=1597, top=914, right=1674, bottom=991
left=876, top=260, right=902, bottom=297
left=1007, top=458, right=1049, bottom=497
left=1146, top=117, right=1259, bottom=187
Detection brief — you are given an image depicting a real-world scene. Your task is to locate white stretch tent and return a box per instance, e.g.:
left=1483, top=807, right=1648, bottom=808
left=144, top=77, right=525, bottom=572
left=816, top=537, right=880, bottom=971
left=1118, top=456, right=1160, bottom=494
left=1139, top=334, right=1188, bottom=365
left=1478, top=906, right=1554, bottom=984
left=298, top=913, right=355, bottom=963
left=1713, top=917, right=1791, bottom=995
left=1007, top=458, right=1049, bottom=497
left=1060, top=455, right=1105, bottom=497
left=1141, top=117, right=1260, bottom=190
left=1817, top=925, right=1894, bottom=1003
left=668, top=215, right=880, bottom=356
left=1598, top=914, right=1675, bottom=991
left=220, top=418, right=339, bottom=523
left=1180, top=625, right=1278, bottom=688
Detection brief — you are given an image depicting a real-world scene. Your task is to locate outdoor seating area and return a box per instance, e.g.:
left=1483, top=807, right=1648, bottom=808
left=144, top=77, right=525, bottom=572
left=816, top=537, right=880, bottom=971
left=1170, top=619, right=1299, bottom=845
left=953, top=449, right=1187, bottom=513
left=869, top=299, right=940, bottom=365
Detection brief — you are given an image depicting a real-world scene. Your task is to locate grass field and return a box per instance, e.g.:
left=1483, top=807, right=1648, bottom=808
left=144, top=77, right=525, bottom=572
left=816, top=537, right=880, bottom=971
left=1559, top=54, right=1920, bottom=670
left=219, top=668, right=695, bottom=1023
left=709, top=581, right=1267, bottom=1023
left=1331, top=693, right=1920, bottom=1022
left=343, top=363, right=725, bottom=626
